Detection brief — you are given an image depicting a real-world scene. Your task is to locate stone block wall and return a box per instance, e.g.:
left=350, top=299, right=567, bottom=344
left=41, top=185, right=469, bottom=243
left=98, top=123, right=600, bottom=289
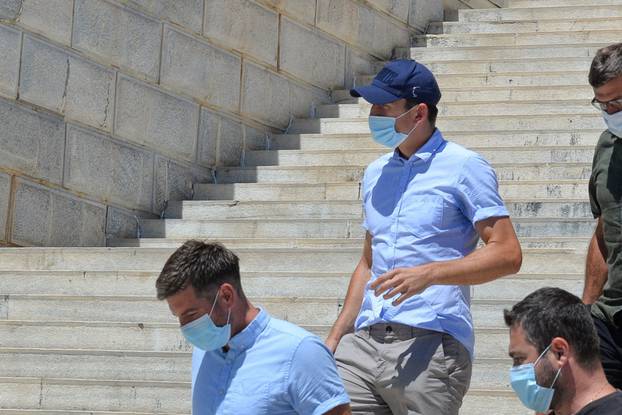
left=0, top=0, right=443, bottom=246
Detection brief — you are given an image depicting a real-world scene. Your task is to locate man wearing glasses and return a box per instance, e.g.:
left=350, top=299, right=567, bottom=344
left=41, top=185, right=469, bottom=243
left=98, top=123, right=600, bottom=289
left=582, top=42, right=622, bottom=389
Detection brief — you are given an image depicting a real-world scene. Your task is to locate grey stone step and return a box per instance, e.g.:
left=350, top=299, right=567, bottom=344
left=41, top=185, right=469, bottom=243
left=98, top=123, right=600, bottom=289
left=0, top=266, right=588, bottom=298
left=0, top=319, right=551, bottom=362
left=358, top=71, right=594, bottom=89
left=461, top=390, right=529, bottom=415
left=216, top=163, right=592, bottom=184
left=0, top=410, right=185, bottom=415
left=163, top=200, right=592, bottom=220
left=289, top=114, right=604, bottom=134
left=0, top=348, right=191, bottom=383
left=242, top=146, right=595, bottom=167
left=459, top=5, right=622, bottom=22
left=268, top=131, right=600, bottom=151
left=0, top=247, right=587, bottom=274
left=0, top=293, right=577, bottom=328
left=428, top=17, right=622, bottom=35
left=510, top=0, right=622, bottom=7
left=196, top=180, right=590, bottom=201
left=0, top=377, right=190, bottom=413
left=333, top=85, right=594, bottom=103
left=414, top=29, right=622, bottom=48
left=400, top=44, right=605, bottom=63
left=318, top=100, right=595, bottom=118
left=0, top=376, right=528, bottom=414
left=111, top=236, right=591, bottom=251
left=0, top=348, right=515, bottom=393
left=422, top=57, right=593, bottom=76
left=136, top=216, right=594, bottom=239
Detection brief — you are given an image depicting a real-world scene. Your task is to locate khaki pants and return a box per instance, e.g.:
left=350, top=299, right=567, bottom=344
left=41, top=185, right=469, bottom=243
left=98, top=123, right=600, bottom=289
left=334, top=324, right=472, bottom=415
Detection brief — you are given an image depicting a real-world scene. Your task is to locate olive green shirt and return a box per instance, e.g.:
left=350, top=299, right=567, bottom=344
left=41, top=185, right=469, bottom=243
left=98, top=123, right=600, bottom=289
left=590, top=129, right=622, bottom=326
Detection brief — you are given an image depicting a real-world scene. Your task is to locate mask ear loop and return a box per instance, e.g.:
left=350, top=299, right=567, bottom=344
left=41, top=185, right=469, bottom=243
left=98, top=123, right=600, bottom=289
left=396, top=104, right=420, bottom=138
left=209, top=289, right=220, bottom=317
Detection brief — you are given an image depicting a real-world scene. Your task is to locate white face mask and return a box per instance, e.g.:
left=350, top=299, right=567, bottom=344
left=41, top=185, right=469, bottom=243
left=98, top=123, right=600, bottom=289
left=603, top=109, right=622, bottom=138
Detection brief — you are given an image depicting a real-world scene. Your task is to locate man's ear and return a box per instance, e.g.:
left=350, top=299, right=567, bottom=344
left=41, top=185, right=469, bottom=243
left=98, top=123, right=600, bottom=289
left=415, top=103, right=429, bottom=123
left=219, top=283, right=237, bottom=307
left=550, top=337, right=570, bottom=366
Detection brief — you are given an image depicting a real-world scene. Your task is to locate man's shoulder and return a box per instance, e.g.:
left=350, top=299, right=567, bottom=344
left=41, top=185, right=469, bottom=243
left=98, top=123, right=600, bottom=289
left=596, top=129, right=618, bottom=151
left=576, top=390, right=622, bottom=415
left=441, top=140, right=480, bottom=161
left=365, top=151, right=395, bottom=173
left=262, top=315, right=320, bottom=349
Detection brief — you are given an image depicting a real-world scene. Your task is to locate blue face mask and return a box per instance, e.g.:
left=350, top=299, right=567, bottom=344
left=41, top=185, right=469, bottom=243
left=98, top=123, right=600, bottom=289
left=181, top=289, right=231, bottom=351
left=603, top=109, right=622, bottom=138
left=368, top=106, right=419, bottom=148
left=510, top=344, right=562, bottom=413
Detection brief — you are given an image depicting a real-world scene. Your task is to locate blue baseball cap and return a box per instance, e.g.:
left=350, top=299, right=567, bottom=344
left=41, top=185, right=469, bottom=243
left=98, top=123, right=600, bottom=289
left=350, top=59, right=441, bottom=106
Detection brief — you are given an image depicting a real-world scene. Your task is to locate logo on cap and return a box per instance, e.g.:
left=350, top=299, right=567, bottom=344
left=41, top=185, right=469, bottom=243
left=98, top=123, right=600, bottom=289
left=412, top=86, right=419, bottom=98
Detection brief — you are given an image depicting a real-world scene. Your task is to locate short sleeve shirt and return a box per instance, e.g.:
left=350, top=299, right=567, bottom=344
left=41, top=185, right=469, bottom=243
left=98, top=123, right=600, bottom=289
left=192, top=308, right=350, bottom=415
left=357, top=129, right=510, bottom=357
left=589, top=130, right=622, bottom=326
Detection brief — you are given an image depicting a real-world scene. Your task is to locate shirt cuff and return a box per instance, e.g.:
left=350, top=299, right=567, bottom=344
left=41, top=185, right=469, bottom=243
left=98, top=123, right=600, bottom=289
left=472, top=206, right=510, bottom=225
left=311, top=394, right=351, bottom=415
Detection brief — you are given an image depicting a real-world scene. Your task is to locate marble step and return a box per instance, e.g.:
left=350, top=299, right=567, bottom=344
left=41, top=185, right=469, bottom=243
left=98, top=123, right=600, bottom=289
left=242, top=146, right=595, bottom=167
left=267, top=131, right=601, bottom=151
left=414, top=29, right=622, bottom=48
left=458, top=5, right=622, bottom=22
left=162, top=200, right=592, bottom=220
left=427, top=16, right=622, bottom=34
left=216, top=163, right=592, bottom=184
left=289, top=114, right=605, bottom=134
left=195, top=180, right=591, bottom=201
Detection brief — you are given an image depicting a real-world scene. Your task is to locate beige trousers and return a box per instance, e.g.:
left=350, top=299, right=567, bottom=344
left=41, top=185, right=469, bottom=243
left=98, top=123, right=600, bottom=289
left=334, top=324, right=472, bottom=415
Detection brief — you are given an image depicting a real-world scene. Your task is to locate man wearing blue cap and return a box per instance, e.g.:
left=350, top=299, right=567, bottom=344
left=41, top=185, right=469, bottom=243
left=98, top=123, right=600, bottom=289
left=325, top=59, right=523, bottom=414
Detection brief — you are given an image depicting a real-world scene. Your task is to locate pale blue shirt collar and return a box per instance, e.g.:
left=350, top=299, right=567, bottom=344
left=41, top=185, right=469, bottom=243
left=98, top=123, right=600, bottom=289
left=227, top=307, right=269, bottom=352
left=392, top=128, right=445, bottom=163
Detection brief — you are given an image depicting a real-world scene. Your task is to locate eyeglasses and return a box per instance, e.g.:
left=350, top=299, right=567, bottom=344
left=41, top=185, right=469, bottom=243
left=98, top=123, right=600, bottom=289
left=591, top=97, right=622, bottom=111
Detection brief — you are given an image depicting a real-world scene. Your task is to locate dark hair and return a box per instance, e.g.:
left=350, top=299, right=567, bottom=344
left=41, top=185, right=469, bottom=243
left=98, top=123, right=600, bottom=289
left=156, top=240, right=243, bottom=300
left=589, top=42, right=622, bottom=88
left=405, top=98, right=438, bottom=126
left=504, top=287, right=600, bottom=370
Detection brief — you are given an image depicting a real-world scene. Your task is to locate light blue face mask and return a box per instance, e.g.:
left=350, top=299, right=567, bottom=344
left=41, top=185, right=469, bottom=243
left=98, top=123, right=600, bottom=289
left=181, top=289, right=231, bottom=351
left=510, top=344, right=562, bottom=413
left=368, top=106, right=419, bottom=148
left=603, top=109, right=622, bottom=138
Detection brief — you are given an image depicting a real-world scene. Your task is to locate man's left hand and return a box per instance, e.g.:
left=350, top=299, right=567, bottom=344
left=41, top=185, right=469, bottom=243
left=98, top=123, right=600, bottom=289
left=370, top=264, right=435, bottom=306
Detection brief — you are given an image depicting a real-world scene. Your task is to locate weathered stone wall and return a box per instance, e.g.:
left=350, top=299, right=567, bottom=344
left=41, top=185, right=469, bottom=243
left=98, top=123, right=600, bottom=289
left=0, top=0, right=443, bottom=246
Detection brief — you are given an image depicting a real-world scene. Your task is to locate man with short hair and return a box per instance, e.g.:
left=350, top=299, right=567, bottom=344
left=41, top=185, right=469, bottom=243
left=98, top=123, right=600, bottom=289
left=505, top=287, right=622, bottom=414
left=581, top=42, right=622, bottom=389
left=326, top=59, right=523, bottom=414
left=156, top=240, right=351, bottom=415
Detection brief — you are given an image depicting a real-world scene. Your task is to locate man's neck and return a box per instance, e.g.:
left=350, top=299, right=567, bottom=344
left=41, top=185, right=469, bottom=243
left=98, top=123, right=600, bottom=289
left=230, top=301, right=260, bottom=338
left=397, top=126, right=436, bottom=159
left=554, top=368, right=616, bottom=415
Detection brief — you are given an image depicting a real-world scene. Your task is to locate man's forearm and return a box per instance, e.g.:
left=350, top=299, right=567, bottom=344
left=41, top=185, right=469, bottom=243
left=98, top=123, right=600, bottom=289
left=583, top=231, right=608, bottom=304
left=429, top=238, right=522, bottom=286
left=327, top=260, right=370, bottom=341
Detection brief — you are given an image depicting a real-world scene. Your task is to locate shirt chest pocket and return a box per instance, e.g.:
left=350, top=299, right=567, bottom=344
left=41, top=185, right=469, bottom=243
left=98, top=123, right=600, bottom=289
left=399, top=195, right=444, bottom=239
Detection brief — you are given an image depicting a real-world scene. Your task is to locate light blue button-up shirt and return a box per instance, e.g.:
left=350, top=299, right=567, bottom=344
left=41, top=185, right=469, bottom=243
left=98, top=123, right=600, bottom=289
left=191, top=308, right=350, bottom=414
left=357, top=129, right=509, bottom=357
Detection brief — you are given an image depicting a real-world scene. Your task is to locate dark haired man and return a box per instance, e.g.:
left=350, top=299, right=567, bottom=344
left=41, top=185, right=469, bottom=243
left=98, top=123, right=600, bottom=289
left=582, top=42, right=622, bottom=390
left=326, top=59, right=522, bottom=414
left=505, top=287, right=621, bottom=414
left=156, top=240, right=351, bottom=415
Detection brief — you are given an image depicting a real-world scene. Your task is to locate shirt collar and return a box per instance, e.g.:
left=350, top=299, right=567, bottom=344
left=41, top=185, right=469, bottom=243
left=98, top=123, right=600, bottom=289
left=226, top=307, right=269, bottom=352
left=392, top=128, right=445, bottom=163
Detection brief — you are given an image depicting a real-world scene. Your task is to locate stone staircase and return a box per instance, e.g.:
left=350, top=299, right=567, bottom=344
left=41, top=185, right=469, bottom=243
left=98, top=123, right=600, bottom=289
left=1, top=0, right=620, bottom=413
